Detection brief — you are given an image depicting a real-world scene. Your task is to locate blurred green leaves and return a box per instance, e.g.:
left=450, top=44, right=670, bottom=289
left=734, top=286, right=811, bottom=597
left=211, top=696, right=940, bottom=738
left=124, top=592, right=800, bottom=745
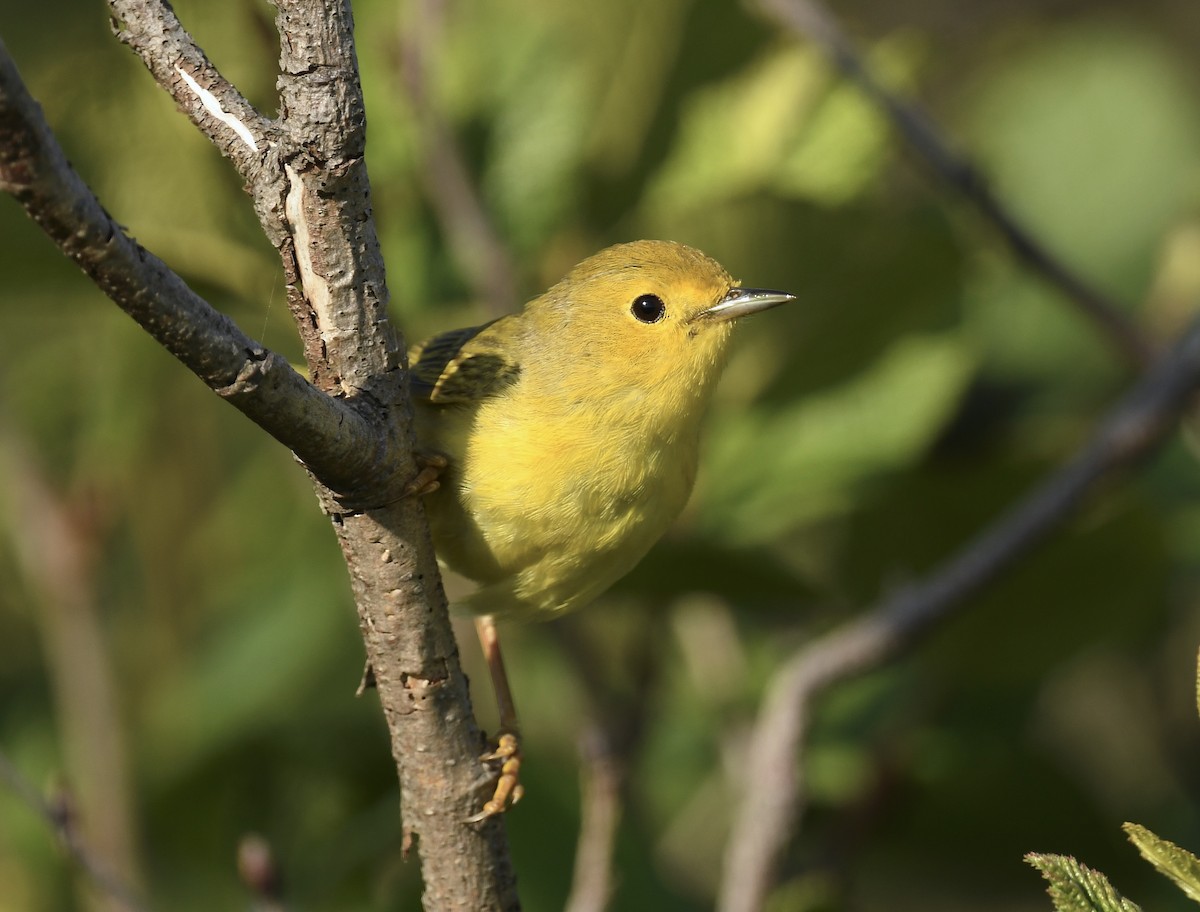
left=966, top=26, right=1200, bottom=298
left=3, top=1, right=1200, bottom=911
left=648, top=35, right=920, bottom=212
left=963, top=25, right=1200, bottom=392
left=701, top=333, right=975, bottom=543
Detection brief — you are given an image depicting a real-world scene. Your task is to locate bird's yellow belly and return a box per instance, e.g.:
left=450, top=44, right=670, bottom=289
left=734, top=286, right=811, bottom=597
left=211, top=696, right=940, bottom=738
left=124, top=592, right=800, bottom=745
left=431, top=400, right=698, bottom=618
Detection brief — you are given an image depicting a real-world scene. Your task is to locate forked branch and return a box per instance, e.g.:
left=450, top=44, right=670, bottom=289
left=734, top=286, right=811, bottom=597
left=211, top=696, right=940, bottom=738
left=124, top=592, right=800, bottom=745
left=1, top=0, right=518, bottom=905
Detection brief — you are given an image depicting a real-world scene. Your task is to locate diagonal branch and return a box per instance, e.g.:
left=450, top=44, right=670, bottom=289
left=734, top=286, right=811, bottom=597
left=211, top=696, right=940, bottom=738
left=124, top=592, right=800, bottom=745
left=0, top=427, right=144, bottom=908
left=718, top=313, right=1200, bottom=912
left=0, top=40, right=393, bottom=502
left=753, top=0, right=1156, bottom=369
left=108, top=0, right=270, bottom=185
left=104, top=1, right=520, bottom=907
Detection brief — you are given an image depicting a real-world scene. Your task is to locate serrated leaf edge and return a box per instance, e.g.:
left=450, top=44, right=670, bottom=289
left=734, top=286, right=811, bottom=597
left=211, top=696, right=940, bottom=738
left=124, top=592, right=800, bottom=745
left=1026, top=852, right=1143, bottom=912
left=1123, top=822, right=1200, bottom=905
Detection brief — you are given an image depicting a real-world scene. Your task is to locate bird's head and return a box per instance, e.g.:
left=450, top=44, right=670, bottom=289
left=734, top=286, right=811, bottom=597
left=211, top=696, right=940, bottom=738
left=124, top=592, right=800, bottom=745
left=524, top=240, right=794, bottom=417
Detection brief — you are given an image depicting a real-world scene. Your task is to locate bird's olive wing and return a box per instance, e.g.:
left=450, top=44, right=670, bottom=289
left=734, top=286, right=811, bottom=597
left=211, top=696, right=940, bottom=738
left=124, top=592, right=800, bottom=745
left=409, top=319, right=520, bottom=405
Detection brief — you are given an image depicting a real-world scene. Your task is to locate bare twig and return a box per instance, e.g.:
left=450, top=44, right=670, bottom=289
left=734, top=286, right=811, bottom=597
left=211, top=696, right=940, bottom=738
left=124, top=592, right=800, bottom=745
left=753, top=0, right=1156, bottom=368
left=0, top=750, right=151, bottom=912
left=717, top=314, right=1200, bottom=912
left=565, top=725, right=625, bottom=912
left=397, top=0, right=519, bottom=317
left=108, top=0, right=270, bottom=185
left=0, top=430, right=143, bottom=911
left=555, top=618, right=661, bottom=912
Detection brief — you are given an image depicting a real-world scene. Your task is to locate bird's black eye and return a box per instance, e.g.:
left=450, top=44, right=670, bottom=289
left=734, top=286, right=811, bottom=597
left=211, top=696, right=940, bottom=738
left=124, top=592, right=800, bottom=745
left=631, top=293, right=666, bottom=324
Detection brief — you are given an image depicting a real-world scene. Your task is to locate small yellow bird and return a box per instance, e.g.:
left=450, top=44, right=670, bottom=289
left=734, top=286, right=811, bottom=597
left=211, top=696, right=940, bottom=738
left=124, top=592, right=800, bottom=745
left=408, top=239, right=794, bottom=817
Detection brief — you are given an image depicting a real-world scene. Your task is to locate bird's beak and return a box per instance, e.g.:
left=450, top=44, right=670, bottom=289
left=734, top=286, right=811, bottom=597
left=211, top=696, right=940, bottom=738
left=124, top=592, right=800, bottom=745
left=697, top=287, right=796, bottom=322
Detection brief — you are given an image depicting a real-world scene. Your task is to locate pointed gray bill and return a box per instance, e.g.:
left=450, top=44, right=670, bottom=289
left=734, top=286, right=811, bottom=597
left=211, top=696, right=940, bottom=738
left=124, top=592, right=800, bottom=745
left=698, top=287, right=796, bottom=322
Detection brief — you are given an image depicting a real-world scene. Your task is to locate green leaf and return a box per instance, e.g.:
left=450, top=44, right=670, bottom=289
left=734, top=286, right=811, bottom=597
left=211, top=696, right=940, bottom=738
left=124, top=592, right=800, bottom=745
left=1026, top=853, right=1143, bottom=912
left=646, top=34, right=918, bottom=212
left=1124, top=822, right=1200, bottom=904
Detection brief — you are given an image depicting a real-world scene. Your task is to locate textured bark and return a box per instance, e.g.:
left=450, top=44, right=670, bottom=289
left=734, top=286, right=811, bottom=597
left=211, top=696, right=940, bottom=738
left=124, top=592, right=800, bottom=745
left=2, top=0, right=519, bottom=905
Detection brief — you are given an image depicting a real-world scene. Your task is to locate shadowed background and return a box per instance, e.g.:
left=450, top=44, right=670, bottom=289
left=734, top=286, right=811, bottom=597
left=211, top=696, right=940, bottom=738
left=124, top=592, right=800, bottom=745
left=2, top=0, right=1200, bottom=909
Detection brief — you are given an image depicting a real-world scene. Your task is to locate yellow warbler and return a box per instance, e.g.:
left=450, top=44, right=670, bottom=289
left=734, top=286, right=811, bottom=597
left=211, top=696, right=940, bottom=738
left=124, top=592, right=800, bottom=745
left=411, top=240, right=795, bottom=619
left=408, top=239, right=793, bottom=819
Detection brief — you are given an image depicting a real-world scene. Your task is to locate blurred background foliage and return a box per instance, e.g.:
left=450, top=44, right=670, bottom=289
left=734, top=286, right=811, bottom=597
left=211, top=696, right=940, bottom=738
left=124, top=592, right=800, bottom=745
left=2, top=0, right=1200, bottom=909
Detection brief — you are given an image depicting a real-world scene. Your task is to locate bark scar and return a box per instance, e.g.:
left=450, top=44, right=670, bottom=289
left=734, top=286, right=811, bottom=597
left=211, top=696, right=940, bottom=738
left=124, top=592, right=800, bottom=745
left=174, top=65, right=259, bottom=154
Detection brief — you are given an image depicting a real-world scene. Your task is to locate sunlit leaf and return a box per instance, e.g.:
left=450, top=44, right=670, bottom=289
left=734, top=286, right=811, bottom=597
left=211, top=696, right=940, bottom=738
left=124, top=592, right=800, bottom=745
left=1026, top=853, right=1143, bottom=912
left=647, top=35, right=917, bottom=212
left=1124, top=823, right=1200, bottom=905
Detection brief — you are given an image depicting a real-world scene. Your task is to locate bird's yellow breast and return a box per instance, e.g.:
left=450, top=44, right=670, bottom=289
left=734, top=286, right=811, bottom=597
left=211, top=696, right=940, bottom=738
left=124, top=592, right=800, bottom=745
left=420, top=374, right=702, bottom=619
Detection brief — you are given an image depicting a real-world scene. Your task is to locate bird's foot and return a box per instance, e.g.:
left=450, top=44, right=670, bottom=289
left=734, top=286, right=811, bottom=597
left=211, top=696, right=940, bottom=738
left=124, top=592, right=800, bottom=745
left=466, top=730, right=523, bottom=823
left=402, top=450, right=449, bottom=497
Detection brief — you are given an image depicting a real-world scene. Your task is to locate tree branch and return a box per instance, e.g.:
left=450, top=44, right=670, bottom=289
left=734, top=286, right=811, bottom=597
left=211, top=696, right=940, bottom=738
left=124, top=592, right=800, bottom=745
left=108, top=0, right=270, bottom=185
left=554, top=619, right=660, bottom=912
left=264, top=7, right=518, bottom=904
left=564, top=724, right=625, bottom=912
left=4, top=0, right=520, bottom=905
left=0, top=428, right=143, bottom=909
left=752, top=0, right=1156, bottom=369
left=0, top=41, right=394, bottom=502
left=718, top=313, right=1200, bottom=912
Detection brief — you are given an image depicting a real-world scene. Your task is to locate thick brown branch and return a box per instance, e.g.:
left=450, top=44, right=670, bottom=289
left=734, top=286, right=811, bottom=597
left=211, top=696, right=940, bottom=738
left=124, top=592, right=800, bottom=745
left=270, top=3, right=520, bottom=908
left=0, top=41, right=395, bottom=501
left=108, top=0, right=270, bottom=185
left=9, top=0, right=520, bottom=902
left=753, top=0, right=1156, bottom=369
left=718, top=314, right=1200, bottom=912
left=272, top=0, right=405, bottom=397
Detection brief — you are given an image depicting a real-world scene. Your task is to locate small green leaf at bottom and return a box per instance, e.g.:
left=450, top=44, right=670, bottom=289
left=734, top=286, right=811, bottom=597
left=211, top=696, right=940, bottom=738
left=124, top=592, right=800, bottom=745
left=1026, top=853, right=1143, bottom=912
left=1124, top=822, right=1200, bottom=904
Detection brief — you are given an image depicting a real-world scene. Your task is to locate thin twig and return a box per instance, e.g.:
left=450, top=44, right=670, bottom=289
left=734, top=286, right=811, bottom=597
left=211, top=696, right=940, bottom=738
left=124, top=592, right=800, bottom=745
left=396, top=0, right=519, bottom=317
left=565, top=724, right=625, bottom=912
left=555, top=618, right=661, bottom=912
left=108, top=0, right=270, bottom=183
left=0, top=749, right=152, bottom=912
left=718, top=313, right=1200, bottom=912
left=753, top=0, right=1156, bottom=369
left=0, top=429, right=143, bottom=908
